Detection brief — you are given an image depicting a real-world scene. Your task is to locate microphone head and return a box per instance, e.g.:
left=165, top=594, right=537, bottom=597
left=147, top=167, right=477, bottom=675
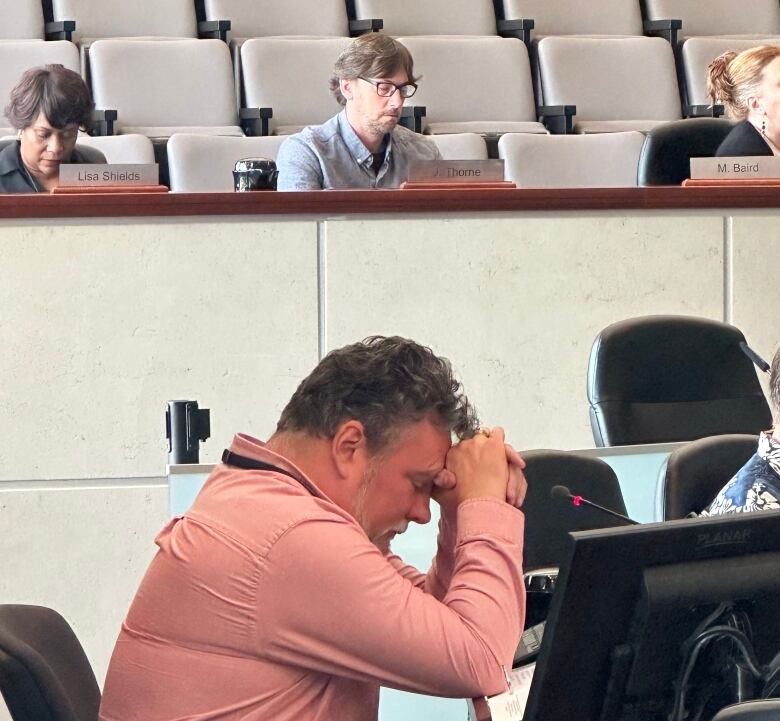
left=550, top=485, right=573, bottom=501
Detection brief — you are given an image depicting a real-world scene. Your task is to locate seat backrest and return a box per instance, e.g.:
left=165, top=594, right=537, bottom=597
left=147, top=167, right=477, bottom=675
left=76, top=134, right=155, bottom=164
left=537, top=36, right=681, bottom=121
left=167, top=133, right=286, bottom=191
left=644, top=0, right=780, bottom=38
left=203, top=0, right=348, bottom=38
left=90, top=39, right=238, bottom=132
left=0, top=41, right=80, bottom=135
left=241, top=37, right=350, bottom=135
left=587, top=315, right=772, bottom=447
left=0, top=0, right=44, bottom=39
left=352, top=0, right=497, bottom=36
left=499, top=131, right=645, bottom=187
left=711, top=700, right=780, bottom=721
left=50, top=0, right=197, bottom=42
left=502, top=0, right=643, bottom=37
left=427, top=132, right=487, bottom=159
left=682, top=37, right=780, bottom=107
left=657, top=433, right=758, bottom=520
left=637, top=118, right=735, bottom=185
left=397, top=36, right=537, bottom=126
left=0, top=604, right=100, bottom=721
left=521, top=450, right=628, bottom=571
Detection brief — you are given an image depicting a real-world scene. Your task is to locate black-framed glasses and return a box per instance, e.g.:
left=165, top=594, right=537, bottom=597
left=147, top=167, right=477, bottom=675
left=359, top=77, right=418, bottom=99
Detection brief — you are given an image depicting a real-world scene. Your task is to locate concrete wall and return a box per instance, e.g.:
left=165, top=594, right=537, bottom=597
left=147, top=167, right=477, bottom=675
left=1, top=208, right=778, bottom=719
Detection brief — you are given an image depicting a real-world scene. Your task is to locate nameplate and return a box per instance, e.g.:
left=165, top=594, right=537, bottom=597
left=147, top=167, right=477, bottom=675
left=690, top=156, right=780, bottom=180
left=408, top=160, right=505, bottom=183
left=59, top=164, right=159, bottom=187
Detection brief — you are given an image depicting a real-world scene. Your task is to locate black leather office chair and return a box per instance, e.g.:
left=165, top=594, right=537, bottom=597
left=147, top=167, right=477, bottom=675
left=587, top=315, right=771, bottom=447
left=637, top=117, right=734, bottom=185
left=711, top=700, right=780, bottom=721
left=0, top=604, right=101, bottom=721
left=657, top=433, right=758, bottom=520
left=522, top=450, right=629, bottom=569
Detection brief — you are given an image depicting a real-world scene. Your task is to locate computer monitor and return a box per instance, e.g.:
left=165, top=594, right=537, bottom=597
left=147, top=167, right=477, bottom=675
left=523, top=511, right=780, bottom=721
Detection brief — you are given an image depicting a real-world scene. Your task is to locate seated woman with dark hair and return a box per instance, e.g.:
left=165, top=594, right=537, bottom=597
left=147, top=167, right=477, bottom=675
left=708, top=45, right=780, bottom=157
left=702, top=347, right=780, bottom=515
left=0, top=63, right=103, bottom=193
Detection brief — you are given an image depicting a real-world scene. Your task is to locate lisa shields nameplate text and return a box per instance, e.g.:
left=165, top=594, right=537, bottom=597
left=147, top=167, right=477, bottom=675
left=690, top=156, right=780, bottom=180
left=59, top=164, right=159, bottom=187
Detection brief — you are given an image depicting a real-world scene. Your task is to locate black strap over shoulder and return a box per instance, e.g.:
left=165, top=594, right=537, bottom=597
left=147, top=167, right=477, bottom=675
left=221, top=449, right=298, bottom=481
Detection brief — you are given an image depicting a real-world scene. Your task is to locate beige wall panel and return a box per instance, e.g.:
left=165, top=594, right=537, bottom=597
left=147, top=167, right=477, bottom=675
left=0, top=482, right=168, bottom=700
left=731, top=216, right=780, bottom=380
left=325, top=215, right=725, bottom=450
left=0, top=220, right=318, bottom=481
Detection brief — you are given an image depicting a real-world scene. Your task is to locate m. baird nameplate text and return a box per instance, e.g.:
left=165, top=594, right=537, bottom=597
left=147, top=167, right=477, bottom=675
left=408, top=160, right=505, bottom=183
left=690, top=156, right=780, bottom=180
left=59, top=164, right=159, bottom=186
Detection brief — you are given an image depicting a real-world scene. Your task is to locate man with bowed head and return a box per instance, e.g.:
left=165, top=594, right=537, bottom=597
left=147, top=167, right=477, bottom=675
left=100, top=336, right=527, bottom=721
left=276, top=33, right=441, bottom=190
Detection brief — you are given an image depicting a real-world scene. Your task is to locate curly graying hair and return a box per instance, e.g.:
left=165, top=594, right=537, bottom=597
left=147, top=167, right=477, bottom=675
left=276, top=336, right=479, bottom=452
left=329, top=34, right=417, bottom=106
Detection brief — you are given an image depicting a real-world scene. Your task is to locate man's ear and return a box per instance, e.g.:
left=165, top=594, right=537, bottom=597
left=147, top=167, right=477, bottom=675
left=331, top=419, right=369, bottom=479
left=340, top=78, right=354, bottom=102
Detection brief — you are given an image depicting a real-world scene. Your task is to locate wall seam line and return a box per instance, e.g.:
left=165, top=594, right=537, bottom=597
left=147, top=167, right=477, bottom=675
left=317, top=220, right=327, bottom=360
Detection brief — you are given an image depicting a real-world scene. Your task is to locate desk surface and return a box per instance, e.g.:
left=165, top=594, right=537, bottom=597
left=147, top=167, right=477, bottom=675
left=3, top=185, right=780, bottom=219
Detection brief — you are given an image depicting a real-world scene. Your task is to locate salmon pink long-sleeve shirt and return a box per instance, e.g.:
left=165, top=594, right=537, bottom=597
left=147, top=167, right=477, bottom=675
left=99, top=433, right=525, bottom=721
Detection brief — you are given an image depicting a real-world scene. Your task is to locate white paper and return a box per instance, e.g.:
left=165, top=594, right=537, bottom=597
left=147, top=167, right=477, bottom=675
left=485, top=662, right=536, bottom=721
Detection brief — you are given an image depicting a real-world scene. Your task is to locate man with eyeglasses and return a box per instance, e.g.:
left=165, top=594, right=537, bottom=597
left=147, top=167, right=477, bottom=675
left=276, top=33, right=441, bottom=190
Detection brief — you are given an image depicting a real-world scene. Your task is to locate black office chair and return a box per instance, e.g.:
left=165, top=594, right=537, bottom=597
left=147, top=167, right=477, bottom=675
left=657, top=433, right=759, bottom=520
left=587, top=315, right=771, bottom=447
left=0, top=604, right=101, bottom=721
left=711, top=700, right=780, bottom=721
left=521, top=450, right=629, bottom=626
left=637, top=118, right=735, bottom=185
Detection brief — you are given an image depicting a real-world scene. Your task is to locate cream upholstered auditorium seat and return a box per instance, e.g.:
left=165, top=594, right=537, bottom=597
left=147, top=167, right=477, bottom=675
left=49, top=0, right=198, bottom=44
left=500, top=0, right=644, bottom=38
left=498, top=132, right=645, bottom=187
left=537, top=36, right=682, bottom=133
left=241, top=37, right=351, bottom=136
left=76, top=134, right=155, bottom=164
left=427, top=133, right=488, bottom=159
left=351, top=0, right=497, bottom=36
left=89, top=39, right=241, bottom=140
left=683, top=36, right=780, bottom=107
left=644, top=0, right=780, bottom=43
left=50, top=0, right=198, bottom=75
left=202, top=0, right=350, bottom=38
left=0, top=41, right=79, bottom=136
left=0, top=0, right=46, bottom=39
left=397, top=36, right=546, bottom=136
left=167, top=133, right=286, bottom=192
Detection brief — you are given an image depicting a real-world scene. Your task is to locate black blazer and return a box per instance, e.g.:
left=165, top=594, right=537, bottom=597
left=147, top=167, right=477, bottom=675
left=0, top=141, right=105, bottom=193
left=715, top=120, right=773, bottom=157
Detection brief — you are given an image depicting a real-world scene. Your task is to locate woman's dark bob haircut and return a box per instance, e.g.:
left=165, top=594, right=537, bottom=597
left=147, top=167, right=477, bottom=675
left=5, top=64, right=94, bottom=132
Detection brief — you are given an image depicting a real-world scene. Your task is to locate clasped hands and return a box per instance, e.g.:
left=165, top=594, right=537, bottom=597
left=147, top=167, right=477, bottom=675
left=432, top=426, right=527, bottom=511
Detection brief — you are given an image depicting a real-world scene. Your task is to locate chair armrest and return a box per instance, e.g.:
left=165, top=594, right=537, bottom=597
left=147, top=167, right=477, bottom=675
left=348, top=18, right=383, bottom=36
left=643, top=19, right=682, bottom=45
left=198, top=19, right=231, bottom=41
left=240, top=107, right=273, bottom=136
left=45, top=20, right=75, bottom=41
left=400, top=105, right=426, bottom=133
left=90, top=109, right=117, bottom=136
left=538, top=105, right=576, bottom=134
left=686, top=104, right=725, bottom=118
left=497, top=18, right=534, bottom=48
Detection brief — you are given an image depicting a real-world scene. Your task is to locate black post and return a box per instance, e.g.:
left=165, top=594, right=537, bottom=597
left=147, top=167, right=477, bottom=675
left=166, top=400, right=211, bottom=464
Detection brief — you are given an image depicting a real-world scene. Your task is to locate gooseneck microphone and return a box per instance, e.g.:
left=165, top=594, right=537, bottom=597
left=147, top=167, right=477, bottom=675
left=739, top=341, right=770, bottom=374
left=550, top=485, right=640, bottom=526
